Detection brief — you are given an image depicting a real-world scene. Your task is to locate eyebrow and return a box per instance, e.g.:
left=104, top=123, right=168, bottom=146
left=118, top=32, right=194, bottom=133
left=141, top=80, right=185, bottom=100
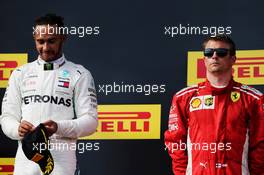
left=36, top=37, right=57, bottom=41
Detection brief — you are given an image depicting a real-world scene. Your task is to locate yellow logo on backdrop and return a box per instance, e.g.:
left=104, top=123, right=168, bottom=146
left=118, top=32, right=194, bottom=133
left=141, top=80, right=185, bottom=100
left=81, top=104, right=161, bottom=140
left=0, top=54, right=28, bottom=88
left=0, top=158, right=15, bottom=174
left=187, top=50, right=264, bottom=85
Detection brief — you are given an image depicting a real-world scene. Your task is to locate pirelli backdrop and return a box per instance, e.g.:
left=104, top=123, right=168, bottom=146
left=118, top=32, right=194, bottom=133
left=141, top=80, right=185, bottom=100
left=0, top=1, right=264, bottom=175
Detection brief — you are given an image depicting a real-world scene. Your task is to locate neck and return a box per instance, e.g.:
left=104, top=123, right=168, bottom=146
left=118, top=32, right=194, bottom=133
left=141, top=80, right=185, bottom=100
left=40, top=54, right=63, bottom=63
left=206, top=70, right=232, bottom=87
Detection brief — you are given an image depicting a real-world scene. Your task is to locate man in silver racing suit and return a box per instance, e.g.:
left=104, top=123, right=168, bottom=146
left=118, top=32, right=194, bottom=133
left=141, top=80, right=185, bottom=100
left=0, top=14, right=98, bottom=175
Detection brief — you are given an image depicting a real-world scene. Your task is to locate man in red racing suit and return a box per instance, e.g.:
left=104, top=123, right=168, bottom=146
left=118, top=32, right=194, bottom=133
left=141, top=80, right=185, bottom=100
left=164, top=35, right=264, bottom=175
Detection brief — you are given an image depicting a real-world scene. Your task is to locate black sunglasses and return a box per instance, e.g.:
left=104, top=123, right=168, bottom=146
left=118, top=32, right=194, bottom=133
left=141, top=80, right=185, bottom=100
left=204, top=48, right=229, bottom=58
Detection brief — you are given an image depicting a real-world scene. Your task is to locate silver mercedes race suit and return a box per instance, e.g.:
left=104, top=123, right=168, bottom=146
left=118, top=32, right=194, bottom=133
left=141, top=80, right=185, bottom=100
left=0, top=55, right=98, bottom=175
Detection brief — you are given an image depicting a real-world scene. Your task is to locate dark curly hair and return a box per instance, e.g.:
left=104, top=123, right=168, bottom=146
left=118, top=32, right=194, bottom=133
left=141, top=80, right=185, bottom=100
left=34, top=13, right=64, bottom=27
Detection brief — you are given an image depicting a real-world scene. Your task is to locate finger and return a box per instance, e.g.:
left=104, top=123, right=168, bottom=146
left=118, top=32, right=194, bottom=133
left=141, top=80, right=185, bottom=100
left=19, top=126, right=27, bottom=132
left=20, top=124, right=33, bottom=131
left=19, top=132, right=24, bottom=137
left=21, top=121, right=35, bottom=131
left=19, top=127, right=29, bottom=134
left=45, top=125, right=52, bottom=129
left=18, top=127, right=28, bottom=137
left=20, top=123, right=34, bottom=131
left=45, top=126, right=57, bottom=136
left=21, top=120, right=34, bottom=128
left=42, top=120, right=52, bottom=125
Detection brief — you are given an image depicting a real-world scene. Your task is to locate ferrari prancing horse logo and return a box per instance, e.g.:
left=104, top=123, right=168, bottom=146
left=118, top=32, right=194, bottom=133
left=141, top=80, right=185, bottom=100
left=231, top=91, right=240, bottom=102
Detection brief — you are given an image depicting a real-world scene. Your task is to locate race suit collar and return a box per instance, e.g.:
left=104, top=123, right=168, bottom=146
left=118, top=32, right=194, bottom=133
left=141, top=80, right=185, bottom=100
left=201, top=77, right=234, bottom=95
left=37, top=54, right=66, bottom=70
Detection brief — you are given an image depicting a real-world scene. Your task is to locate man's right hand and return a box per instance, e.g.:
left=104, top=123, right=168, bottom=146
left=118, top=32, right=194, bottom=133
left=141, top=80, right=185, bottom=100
left=18, top=120, right=35, bottom=137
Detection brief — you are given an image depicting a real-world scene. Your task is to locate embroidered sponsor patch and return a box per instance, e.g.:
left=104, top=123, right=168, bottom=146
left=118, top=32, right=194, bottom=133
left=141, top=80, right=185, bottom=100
left=58, top=80, right=69, bottom=88
left=44, top=63, right=53, bottom=71
left=190, top=95, right=215, bottom=112
left=190, top=98, right=202, bottom=109
left=61, top=70, right=70, bottom=78
left=204, top=96, right=213, bottom=106
left=169, top=104, right=176, bottom=113
left=168, top=114, right=178, bottom=131
left=231, top=91, right=240, bottom=102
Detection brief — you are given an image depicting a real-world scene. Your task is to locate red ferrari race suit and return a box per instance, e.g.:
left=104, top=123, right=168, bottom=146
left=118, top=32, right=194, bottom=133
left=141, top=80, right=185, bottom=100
left=164, top=79, right=264, bottom=175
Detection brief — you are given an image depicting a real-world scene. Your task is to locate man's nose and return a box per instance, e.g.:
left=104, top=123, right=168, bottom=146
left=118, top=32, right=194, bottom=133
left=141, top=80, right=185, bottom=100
left=211, top=51, right=218, bottom=60
left=43, top=42, right=50, bottom=51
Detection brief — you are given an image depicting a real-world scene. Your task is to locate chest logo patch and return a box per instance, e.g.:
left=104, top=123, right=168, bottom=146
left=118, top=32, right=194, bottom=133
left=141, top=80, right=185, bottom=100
left=190, top=95, right=215, bottom=112
left=191, top=98, right=202, bottom=109
left=231, top=91, right=240, bottom=102
left=204, top=97, right=213, bottom=106
left=61, top=70, right=70, bottom=78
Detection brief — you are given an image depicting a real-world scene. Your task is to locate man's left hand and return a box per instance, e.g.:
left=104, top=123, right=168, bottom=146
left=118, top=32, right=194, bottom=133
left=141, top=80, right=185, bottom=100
left=42, top=120, right=58, bottom=137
